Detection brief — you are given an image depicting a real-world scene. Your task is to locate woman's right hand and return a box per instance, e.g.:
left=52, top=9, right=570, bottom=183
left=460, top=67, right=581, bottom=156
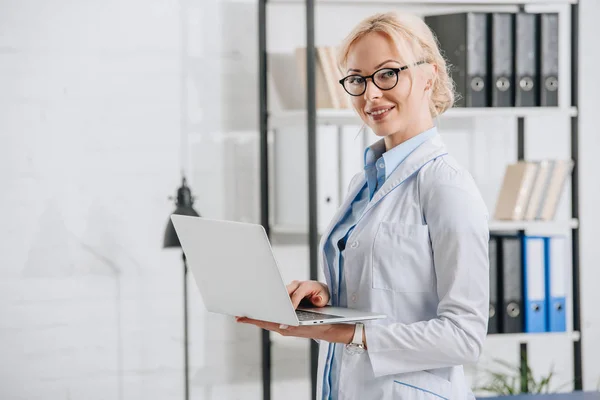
left=286, top=280, right=330, bottom=309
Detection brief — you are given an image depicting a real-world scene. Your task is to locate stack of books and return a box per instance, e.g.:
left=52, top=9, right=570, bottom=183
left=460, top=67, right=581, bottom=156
left=494, top=160, right=574, bottom=221
left=269, top=46, right=352, bottom=111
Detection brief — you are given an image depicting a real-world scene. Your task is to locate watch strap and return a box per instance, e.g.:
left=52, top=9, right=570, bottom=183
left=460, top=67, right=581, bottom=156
left=352, top=322, right=364, bottom=345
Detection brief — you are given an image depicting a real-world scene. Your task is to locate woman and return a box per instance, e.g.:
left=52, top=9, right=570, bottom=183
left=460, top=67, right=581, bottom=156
left=237, top=11, right=489, bottom=400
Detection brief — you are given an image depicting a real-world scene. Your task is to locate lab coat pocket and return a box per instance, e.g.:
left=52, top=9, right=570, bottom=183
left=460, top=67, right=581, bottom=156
left=372, top=222, right=434, bottom=293
left=393, top=371, right=452, bottom=400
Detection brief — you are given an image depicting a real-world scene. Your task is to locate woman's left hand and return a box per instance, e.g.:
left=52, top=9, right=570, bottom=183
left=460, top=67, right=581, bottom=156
left=235, top=316, right=355, bottom=344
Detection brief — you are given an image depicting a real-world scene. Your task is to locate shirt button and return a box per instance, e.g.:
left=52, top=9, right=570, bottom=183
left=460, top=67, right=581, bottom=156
left=351, top=294, right=357, bottom=302
left=350, top=241, right=359, bottom=249
left=378, top=162, right=384, bottom=169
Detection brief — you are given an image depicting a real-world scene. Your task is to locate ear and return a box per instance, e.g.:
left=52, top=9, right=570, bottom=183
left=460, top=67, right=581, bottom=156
left=424, top=63, right=438, bottom=91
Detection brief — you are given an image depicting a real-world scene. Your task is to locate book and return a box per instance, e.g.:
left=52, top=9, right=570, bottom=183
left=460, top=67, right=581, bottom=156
left=494, top=161, right=539, bottom=220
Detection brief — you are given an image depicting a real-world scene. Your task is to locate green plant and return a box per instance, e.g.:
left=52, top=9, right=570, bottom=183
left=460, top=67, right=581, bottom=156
left=474, top=358, right=564, bottom=396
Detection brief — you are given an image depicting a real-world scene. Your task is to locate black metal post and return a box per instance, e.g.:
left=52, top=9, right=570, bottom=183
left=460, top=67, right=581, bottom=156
left=570, top=2, right=583, bottom=391
left=520, top=342, right=529, bottom=393
left=258, top=0, right=272, bottom=399
left=516, top=117, right=529, bottom=390
left=517, top=117, right=525, bottom=161
left=305, top=0, right=319, bottom=397
left=183, top=253, right=189, bottom=400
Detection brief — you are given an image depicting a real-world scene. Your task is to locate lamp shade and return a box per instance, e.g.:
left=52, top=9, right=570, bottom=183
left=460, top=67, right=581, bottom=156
left=163, top=176, right=200, bottom=248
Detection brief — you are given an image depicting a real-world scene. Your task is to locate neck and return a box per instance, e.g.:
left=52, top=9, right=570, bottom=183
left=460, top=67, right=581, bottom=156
left=384, top=110, right=434, bottom=151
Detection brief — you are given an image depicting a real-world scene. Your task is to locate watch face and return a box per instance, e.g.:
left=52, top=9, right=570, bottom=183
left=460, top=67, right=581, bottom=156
left=345, top=344, right=365, bottom=356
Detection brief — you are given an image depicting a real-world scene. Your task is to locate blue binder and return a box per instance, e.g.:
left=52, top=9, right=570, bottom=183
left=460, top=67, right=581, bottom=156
left=545, top=236, right=567, bottom=332
left=522, top=236, right=547, bottom=333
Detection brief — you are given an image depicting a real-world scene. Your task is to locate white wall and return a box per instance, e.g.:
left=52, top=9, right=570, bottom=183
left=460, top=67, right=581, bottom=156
left=1, top=0, right=599, bottom=399
left=0, top=0, right=185, bottom=398
left=0, top=0, right=288, bottom=399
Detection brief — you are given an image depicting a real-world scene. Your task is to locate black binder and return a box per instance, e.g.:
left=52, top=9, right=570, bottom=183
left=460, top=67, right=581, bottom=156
left=515, top=13, right=539, bottom=107
left=490, top=13, right=514, bottom=107
left=425, top=13, right=489, bottom=107
left=498, top=234, right=524, bottom=333
left=488, top=236, right=500, bottom=334
left=539, top=13, right=559, bottom=106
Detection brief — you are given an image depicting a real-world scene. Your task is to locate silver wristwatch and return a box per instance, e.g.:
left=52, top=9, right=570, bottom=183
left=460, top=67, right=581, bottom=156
left=345, top=322, right=365, bottom=355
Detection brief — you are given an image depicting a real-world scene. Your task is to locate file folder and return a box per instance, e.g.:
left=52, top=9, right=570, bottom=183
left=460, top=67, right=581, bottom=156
left=425, top=13, right=489, bottom=107
left=317, top=126, right=341, bottom=234
left=515, top=12, right=539, bottom=107
left=545, top=236, right=567, bottom=332
left=500, top=235, right=524, bottom=333
left=522, top=236, right=547, bottom=333
left=488, top=236, right=500, bottom=334
left=490, top=13, right=514, bottom=107
left=539, top=13, right=559, bottom=107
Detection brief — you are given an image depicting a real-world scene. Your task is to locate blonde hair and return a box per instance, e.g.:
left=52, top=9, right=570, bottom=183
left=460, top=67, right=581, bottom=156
left=337, top=12, right=455, bottom=117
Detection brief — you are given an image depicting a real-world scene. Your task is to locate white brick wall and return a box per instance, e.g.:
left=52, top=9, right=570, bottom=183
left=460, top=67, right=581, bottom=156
left=1, top=0, right=259, bottom=398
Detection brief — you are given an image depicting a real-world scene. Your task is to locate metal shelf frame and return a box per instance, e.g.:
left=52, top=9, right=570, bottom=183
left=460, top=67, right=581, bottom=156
left=257, top=1, right=582, bottom=398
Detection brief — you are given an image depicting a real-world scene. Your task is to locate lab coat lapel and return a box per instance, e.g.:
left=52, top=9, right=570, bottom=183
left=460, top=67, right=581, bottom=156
left=319, top=173, right=366, bottom=285
left=363, top=134, right=448, bottom=216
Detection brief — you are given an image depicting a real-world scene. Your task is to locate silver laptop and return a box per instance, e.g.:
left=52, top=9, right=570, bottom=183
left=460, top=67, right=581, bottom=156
left=170, top=215, right=386, bottom=326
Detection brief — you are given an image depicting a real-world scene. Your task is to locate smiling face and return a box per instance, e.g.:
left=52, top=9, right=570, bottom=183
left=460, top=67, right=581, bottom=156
left=344, top=32, right=435, bottom=149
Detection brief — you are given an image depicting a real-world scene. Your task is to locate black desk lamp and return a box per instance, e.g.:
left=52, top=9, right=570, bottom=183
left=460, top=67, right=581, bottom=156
left=163, top=176, right=200, bottom=400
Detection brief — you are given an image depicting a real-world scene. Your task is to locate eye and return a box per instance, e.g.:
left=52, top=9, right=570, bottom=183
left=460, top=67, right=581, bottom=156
left=346, top=76, right=364, bottom=86
left=377, top=69, right=396, bottom=80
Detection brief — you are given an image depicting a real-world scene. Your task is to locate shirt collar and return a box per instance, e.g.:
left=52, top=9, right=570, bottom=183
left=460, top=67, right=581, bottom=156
left=364, top=125, right=438, bottom=180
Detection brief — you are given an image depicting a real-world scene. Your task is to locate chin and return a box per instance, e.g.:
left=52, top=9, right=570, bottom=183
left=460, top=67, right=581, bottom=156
left=371, top=124, right=402, bottom=138
left=371, top=129, right=391, bottom=138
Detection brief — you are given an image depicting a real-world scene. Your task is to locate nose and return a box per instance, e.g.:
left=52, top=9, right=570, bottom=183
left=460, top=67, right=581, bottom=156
left=363, top=78, right=382, bottom=101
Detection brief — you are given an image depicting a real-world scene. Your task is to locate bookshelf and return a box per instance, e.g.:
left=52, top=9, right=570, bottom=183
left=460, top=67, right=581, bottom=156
left=258, top=0, right=581, bottom=399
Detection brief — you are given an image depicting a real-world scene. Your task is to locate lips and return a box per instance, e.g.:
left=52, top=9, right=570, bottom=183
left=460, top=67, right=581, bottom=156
left=366, top=105, right=395, bottom=121
left=366, top=105, right=395, bottom=115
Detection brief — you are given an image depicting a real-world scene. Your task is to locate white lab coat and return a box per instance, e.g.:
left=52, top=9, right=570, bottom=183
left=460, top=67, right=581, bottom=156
left=316, top=133, right=490, bottom=400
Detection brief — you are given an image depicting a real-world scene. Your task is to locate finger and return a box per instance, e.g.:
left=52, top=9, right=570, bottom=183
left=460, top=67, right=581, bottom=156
left=286, top=280, right=301, bottom=296
left=309, top=293, right=327, bottom=307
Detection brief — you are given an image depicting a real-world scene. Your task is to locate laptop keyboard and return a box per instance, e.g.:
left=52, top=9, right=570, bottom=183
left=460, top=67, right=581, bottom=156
left=296, top=309, right=343, bottom=321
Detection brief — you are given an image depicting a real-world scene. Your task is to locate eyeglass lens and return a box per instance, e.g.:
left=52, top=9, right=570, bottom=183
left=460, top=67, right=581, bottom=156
left=343, top=68, right=399, bottom=96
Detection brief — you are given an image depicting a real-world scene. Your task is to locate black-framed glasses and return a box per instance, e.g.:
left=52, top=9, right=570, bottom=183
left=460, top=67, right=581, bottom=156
left=338, top=61, right=426, bottom=96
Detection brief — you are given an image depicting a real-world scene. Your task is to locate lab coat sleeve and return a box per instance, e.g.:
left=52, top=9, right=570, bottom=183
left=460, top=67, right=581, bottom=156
left=364, top=168, right=490, bottom=377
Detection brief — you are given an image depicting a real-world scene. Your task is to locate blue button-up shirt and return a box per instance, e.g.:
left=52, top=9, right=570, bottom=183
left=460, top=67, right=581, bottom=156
left=321, top=126, right=437, bottom=400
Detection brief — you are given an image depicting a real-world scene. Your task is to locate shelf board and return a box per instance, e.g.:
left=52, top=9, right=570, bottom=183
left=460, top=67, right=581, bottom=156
left=269, top=331, right=581, bottom=349
left=269, top=107, right=578, bottom=130
left=270, top=220, right=578, bottom=238
left=489, top=219, right=579, bottom=232
left=269, top=0, right=577, bottom=4
left=486, top=331, right=581, bottom=344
